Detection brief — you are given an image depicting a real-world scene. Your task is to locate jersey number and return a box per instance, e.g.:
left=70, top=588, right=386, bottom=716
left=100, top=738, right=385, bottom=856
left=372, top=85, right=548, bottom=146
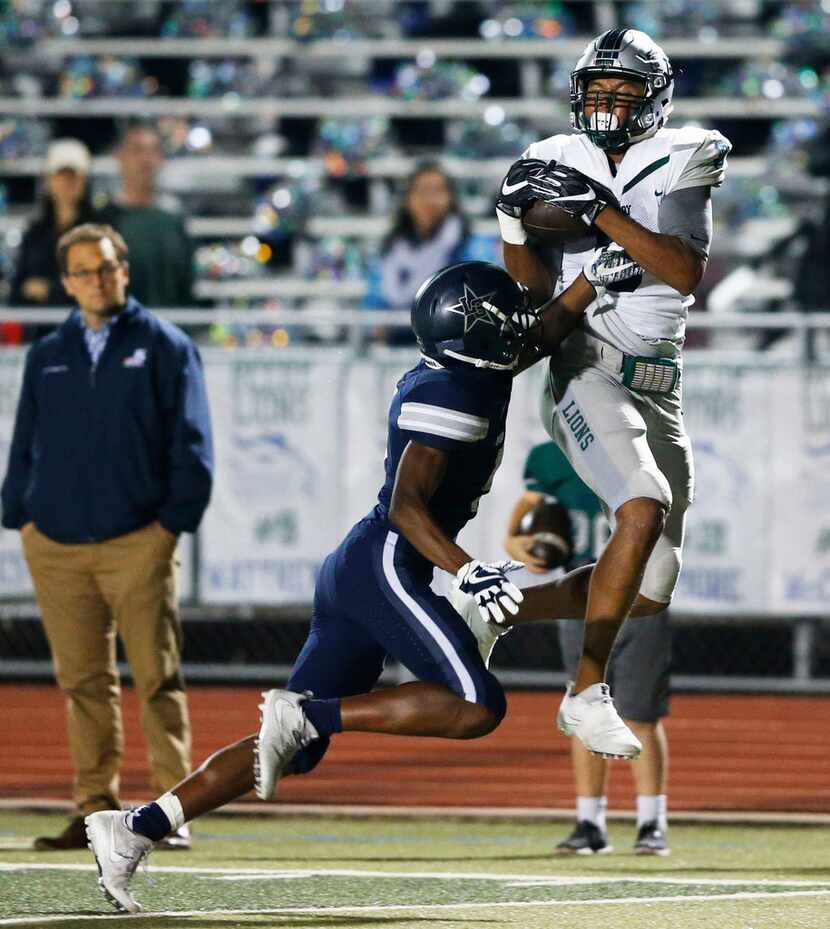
left=570, top=511, right=610, bottom=559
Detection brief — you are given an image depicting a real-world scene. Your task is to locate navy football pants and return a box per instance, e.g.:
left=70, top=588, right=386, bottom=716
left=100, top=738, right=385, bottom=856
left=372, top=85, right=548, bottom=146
left=288, top=519, right=506, bottom=773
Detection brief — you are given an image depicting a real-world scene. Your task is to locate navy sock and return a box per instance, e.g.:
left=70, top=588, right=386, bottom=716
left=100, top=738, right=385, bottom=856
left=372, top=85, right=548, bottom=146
left=303, top=697, right=343, bottom=737
left=128, top=801, right=172, bottom=842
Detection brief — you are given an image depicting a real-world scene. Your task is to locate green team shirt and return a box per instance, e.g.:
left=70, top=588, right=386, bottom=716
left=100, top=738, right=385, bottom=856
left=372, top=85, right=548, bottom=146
left=523, top=441, right=609, bottom=563
left=97, top=201, right=194, bottom=307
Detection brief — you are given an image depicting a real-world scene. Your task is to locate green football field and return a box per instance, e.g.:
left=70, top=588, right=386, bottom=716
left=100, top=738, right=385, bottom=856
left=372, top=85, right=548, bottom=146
left=1, top=811, right=828, bottom=929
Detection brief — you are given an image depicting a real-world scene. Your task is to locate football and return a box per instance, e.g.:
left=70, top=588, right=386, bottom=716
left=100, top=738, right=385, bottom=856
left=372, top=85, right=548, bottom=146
left=522, top=200, right=588, bottom=245
left=519, top=498, right=573, bottom=570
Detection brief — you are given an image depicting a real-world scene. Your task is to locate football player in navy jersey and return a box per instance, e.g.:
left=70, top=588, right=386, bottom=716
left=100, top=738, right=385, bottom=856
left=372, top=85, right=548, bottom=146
left=83, top=255, right=638, bottom=914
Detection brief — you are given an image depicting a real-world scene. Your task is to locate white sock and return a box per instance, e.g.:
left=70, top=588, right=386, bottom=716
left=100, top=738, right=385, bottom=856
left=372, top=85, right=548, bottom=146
left=157, top=792, right=186, bottom=831
left=657, top=793, right=668, bottom=831
left=578, top=683, right=606, bottom=702
left=576, top=795, right=607, bottom=831
left=636, top=794, right=660, bottom=828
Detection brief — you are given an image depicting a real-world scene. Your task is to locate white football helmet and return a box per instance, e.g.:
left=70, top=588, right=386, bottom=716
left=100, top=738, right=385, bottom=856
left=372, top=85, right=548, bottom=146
left=569, top=28, right=675, bottom=152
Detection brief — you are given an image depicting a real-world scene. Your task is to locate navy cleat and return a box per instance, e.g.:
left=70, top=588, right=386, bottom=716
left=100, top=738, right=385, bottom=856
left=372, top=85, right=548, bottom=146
left=555, top=820, right=613, bottom=855
left=634, top=820, right=670, bottom=856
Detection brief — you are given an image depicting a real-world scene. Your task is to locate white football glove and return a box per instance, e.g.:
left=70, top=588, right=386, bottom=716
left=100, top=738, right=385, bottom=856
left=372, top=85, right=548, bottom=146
left=583, top=243, right=644, bottom=293
left=454, top=559, right=524, bottom=625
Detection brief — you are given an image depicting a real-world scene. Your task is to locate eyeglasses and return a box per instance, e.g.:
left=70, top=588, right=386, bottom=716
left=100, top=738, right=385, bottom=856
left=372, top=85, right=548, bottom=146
left=65, top=262, right=124, bottom=282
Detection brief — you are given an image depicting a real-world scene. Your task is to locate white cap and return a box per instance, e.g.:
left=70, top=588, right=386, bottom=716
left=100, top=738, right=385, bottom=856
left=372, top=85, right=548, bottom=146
left=45, top=138, right=91, bottom=175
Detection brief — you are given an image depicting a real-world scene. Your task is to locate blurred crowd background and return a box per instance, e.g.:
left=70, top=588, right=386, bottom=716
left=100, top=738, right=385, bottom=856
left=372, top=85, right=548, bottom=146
left=1, top=0, right=829, bottom=692
left=0, top=0, right=829, bottom=352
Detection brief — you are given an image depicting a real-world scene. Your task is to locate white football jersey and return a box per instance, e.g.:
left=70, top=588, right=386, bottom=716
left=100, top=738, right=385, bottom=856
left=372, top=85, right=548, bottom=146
left=523, top=126, right=731, bottom=354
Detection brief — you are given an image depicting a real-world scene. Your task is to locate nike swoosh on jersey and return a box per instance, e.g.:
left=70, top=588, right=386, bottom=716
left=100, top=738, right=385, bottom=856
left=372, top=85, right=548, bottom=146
left=501, top=179, right=529, bottom=195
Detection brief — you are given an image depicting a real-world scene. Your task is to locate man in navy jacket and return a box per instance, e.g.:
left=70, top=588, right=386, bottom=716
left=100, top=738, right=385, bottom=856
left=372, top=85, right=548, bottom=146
left=1, top=223, right=213, bottom=849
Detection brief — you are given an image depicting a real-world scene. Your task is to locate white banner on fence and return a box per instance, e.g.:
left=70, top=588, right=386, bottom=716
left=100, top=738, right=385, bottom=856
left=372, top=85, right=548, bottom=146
left=674, top=367, right=772, bottom=612
left=0, top=346, right=827, bottom=616
left=198, top=350, right=347, bottom=604
left=768, top=368, right=830, bottom=614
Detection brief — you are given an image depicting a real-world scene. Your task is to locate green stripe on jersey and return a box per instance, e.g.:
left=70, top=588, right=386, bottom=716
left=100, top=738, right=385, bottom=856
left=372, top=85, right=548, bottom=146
left=621, top=155, right=670, bottom=195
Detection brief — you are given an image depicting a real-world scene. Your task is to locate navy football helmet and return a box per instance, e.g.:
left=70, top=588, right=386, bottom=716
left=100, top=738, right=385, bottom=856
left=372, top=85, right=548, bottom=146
left=411, top=261, right=540, bottom=371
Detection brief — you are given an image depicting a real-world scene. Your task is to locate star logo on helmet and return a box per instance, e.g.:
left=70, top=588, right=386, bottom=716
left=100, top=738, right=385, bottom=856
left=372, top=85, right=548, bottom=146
left=447, top=283, right=505, bottom=333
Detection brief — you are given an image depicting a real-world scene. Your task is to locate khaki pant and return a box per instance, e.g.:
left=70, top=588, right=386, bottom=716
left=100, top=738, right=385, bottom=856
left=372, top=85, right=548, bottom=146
left=22, top=521, right=191, bottom=815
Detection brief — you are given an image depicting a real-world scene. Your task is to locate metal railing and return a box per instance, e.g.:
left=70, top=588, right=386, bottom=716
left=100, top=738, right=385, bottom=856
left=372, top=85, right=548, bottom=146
left=3, top=306, right=830, bottom=357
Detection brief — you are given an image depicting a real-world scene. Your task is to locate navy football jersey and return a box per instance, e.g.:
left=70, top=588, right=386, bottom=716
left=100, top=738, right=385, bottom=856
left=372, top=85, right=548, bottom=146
left=373, top=359, right=512, bottom=542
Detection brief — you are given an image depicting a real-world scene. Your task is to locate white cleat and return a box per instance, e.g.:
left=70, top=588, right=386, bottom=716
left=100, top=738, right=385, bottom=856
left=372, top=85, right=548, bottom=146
left=85, top=810, right=153, bottom=914
left=254, top=689, right=319, bottom=801
left=557, top=682, right=642, bottom=759
left=449, top=584, right=511, bottom=667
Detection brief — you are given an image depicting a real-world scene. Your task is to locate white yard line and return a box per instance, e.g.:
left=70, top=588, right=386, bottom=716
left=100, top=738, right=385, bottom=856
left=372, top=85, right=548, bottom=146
left=3, top=798, right=829, bottom=825
left=1, top=862, right=829, bottom=887
left=2, top=891, right=830, bottom=926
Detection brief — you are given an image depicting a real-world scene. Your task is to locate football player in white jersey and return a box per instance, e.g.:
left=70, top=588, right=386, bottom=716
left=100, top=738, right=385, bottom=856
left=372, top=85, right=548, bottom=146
left=493, top=29, right=731, bottom=759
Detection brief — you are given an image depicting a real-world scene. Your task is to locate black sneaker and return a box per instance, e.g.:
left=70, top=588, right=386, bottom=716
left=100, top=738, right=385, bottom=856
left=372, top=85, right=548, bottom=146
left=634, top=820, right=670, bottom=856
left=555, top=820, right=613, bottom=855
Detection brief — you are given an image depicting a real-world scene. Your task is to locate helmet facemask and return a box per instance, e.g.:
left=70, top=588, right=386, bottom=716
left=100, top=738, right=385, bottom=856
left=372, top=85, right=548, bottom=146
left=412, top=262, right=543, bottom=372
left=571, top=75, right=649, bottom=152
left=442, top=283, right=542, bottom=371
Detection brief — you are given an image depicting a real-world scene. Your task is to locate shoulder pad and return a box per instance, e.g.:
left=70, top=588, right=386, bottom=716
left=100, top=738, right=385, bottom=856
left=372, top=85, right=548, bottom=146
left=398, top=376, right=491, bottom=444
left=523, top=133, right=570, bottom=163
left=671, top=128, right=732, bottom=191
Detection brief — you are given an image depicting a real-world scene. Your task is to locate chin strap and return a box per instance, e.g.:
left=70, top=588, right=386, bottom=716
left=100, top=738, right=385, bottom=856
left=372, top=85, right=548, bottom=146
left=442, top=348, right=517, bottom=371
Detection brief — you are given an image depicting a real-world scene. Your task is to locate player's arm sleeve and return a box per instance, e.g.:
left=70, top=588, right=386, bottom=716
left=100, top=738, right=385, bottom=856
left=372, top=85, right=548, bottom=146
left=157, top=340, right=214, bottom=534
left=0, top=350, right=38, bottom=529
left=658, top=186, right=713, bottom=258
left=397, top=384, right=490, bottom=452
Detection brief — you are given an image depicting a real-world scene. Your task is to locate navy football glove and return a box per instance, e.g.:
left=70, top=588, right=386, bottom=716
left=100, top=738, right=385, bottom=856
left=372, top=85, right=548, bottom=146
left=528, top=164, right=618, bottom=226
left=454, top=559, right=524, bottom=625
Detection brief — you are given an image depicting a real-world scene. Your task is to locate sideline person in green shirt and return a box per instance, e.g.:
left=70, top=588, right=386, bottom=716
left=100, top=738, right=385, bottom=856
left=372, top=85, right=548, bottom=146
left=505, top=440, right=671, bottom=856
left=96, top=122, right=194, bottom=309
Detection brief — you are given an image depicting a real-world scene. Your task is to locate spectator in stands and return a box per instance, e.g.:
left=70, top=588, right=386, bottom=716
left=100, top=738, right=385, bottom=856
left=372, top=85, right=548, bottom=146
left=96, top=122, right=194, bottom=308
left=504, top=441, right=671, bottom=856
left=1, top=223, right=213, bottom=851
left=10, top=139, right=96, bottom=310
left=363, top=161, right=473, bottom=343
